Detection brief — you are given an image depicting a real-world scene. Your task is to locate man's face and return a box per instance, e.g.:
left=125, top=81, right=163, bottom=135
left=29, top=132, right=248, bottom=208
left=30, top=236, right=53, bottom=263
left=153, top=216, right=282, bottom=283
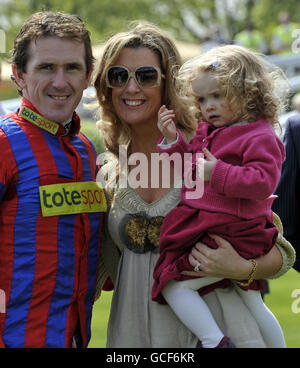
left=13, top=36, right=92, bottom=123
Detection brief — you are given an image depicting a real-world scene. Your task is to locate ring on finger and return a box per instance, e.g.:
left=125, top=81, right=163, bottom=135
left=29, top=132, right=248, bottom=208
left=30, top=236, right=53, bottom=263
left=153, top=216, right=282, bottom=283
left=194, top=261, right=202, bottom=272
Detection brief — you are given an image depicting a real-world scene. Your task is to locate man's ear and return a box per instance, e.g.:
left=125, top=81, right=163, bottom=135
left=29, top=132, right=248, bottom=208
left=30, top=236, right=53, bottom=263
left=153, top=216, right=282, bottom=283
left=12, top=64, right=26, bottom=89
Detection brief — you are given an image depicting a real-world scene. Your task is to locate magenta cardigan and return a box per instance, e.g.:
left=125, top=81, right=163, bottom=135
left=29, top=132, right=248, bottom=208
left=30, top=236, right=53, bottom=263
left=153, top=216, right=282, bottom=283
left=158, top=119, right=285, bottom=220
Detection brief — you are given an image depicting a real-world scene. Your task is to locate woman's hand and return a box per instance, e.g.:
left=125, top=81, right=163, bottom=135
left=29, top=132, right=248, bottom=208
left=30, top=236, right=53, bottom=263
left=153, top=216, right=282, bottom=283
left=182, top=233, right=252, bottom=280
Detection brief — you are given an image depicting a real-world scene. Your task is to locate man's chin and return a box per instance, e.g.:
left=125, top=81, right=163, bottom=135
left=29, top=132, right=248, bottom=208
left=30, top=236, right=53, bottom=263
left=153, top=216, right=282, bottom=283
left=43, top=111, right=72, bottom=124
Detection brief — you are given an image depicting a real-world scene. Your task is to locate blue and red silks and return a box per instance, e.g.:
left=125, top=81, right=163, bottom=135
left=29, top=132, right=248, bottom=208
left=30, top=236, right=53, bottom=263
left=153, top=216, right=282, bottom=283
left=0, top=98, right=104, bottom=348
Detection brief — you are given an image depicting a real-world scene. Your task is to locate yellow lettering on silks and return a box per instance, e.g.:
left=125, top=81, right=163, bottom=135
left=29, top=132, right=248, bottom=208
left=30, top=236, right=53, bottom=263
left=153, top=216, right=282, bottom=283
left=20, top=106, right=60, bottom=135
left=39, top=182, right=107, bottom=217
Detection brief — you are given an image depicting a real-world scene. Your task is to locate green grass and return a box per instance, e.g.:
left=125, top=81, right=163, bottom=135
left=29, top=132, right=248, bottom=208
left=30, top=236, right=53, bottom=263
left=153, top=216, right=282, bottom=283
left=89, top=291, right=113, bottom=348
left=89, top=269, right=300, bottom=348
left=80, top=119, right=106, bottom=154
left=264, top=268, right=300, bottom=348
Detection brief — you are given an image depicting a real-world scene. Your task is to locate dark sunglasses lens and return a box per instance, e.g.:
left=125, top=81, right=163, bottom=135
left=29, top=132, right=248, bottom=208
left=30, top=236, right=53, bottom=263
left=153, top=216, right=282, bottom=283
left=136, top=67, right=159, bottom=87
left=107, top=67, right=128, bottom=87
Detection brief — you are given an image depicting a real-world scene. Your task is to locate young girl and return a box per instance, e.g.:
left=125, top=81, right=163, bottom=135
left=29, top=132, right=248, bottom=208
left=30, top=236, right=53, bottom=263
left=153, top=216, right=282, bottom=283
left=152, top=45, right=289, bottom=348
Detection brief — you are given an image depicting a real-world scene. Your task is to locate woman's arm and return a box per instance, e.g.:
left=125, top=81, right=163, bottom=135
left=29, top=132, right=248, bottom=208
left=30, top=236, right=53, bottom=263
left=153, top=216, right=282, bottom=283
left=182, top=233, right=284, bottom=280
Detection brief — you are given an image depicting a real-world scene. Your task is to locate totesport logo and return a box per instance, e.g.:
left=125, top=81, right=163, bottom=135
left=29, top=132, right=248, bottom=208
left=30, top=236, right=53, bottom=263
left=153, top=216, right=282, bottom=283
left=20, top=106, right=60, bottom=135
left=39, top=182, right=107, bottom=217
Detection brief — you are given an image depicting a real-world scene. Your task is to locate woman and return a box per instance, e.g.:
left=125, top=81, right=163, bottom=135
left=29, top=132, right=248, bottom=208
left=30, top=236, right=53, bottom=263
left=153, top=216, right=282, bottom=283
left=93, top=22, right=295, bottom=348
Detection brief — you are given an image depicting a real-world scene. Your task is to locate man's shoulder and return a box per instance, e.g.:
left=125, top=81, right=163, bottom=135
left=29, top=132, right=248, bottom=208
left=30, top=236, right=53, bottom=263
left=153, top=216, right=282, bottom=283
left=0, top=112, right=25, bottom=141
left=0, top=112, right=20, bottom=126
left=0, top=113, right=14, bottom=128
left=286, top=114, right=300, bottom=132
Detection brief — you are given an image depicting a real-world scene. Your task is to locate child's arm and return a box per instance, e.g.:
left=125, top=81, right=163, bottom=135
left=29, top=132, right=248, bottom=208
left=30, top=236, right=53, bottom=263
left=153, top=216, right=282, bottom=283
left=207, top=134, right=285, bottom=200
left=157, top=105, right=177, bottom=144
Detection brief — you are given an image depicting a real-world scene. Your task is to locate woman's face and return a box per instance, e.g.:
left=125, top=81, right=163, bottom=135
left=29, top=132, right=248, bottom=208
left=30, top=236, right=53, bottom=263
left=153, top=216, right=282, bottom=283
left=110, top=47, right=164, bottom=129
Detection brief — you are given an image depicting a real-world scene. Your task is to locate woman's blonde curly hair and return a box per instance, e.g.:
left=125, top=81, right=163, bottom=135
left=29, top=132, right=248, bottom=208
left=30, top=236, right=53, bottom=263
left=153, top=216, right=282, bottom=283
left=176, top=44, right=290, bottom=129
left=93, top=21, right=197, bottom=158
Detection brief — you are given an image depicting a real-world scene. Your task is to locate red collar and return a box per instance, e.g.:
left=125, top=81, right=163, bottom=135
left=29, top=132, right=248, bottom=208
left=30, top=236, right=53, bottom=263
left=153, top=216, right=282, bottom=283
left=18, top=98, right=81, bottom=136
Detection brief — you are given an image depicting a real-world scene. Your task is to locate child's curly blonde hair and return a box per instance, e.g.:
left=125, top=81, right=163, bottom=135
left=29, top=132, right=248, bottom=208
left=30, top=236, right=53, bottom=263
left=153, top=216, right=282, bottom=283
left=176, top=45, right=290, bottom=129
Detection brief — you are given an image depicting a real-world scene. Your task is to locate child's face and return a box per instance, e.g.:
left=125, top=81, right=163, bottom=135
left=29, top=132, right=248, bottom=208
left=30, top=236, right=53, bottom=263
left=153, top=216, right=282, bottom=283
left=192, top=71, right=237, bottom=128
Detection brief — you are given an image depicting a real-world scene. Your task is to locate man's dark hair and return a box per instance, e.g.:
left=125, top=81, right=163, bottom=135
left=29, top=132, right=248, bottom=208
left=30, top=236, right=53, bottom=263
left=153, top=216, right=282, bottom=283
left=12, top=11, right=94, bottom=76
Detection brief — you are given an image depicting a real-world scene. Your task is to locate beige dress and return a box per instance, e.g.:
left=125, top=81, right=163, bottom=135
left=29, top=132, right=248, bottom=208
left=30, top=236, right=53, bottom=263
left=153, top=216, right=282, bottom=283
left=96, top=162, right=295, bottom=348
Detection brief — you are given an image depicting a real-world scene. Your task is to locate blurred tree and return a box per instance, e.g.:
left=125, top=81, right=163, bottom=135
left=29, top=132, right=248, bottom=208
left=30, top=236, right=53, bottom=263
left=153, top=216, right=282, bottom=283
left=0, top=0, right=299, bottom=55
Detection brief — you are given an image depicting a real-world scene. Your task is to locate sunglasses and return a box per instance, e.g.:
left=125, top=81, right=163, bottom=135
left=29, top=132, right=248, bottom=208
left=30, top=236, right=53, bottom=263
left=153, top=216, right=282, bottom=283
left=106, top=65, right=165, bottom=89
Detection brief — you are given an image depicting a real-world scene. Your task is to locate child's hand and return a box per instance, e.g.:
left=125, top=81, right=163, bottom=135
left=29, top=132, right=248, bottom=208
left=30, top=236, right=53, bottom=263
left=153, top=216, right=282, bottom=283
left=197, top=148, right=217, bottom=181
left=157, top=105, right=177, bottom=143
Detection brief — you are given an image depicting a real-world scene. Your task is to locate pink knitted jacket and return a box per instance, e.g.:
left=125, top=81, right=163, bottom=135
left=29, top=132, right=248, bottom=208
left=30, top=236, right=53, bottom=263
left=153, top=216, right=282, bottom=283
left=158, top=119, right=285, bottom=220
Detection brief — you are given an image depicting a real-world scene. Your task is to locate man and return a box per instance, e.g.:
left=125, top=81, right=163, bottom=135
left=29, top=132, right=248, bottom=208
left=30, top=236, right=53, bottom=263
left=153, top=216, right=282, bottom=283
left=279, top=93, right=300, bottom=131
left=272, top=114, right=300, bottom=273
left=271, top=12, right=299, bottom=54
left=0, top=12, right=106, bottom=348
left=234, top=22, right=268, bottom=54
